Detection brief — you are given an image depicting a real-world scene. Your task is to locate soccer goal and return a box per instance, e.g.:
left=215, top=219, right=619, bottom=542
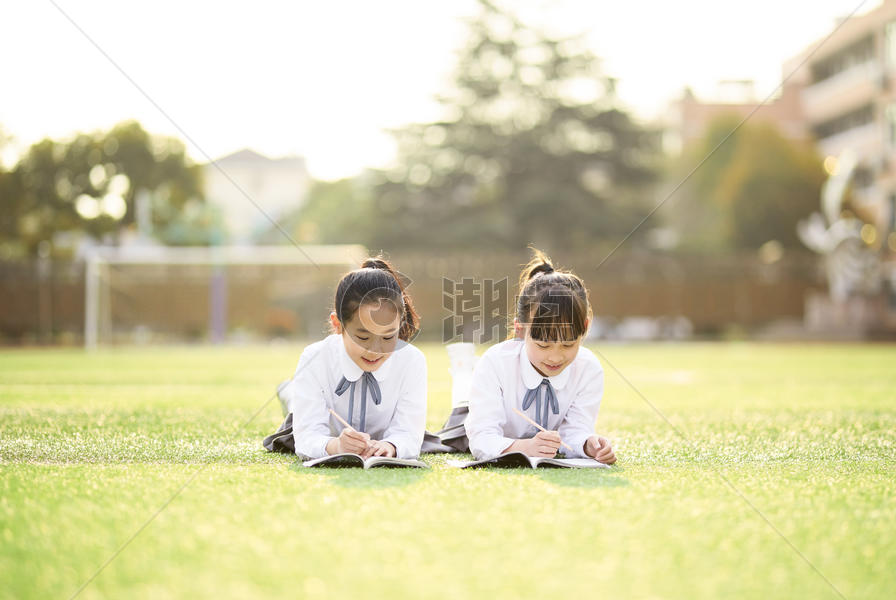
left=83, top=244, right=367, bottom=348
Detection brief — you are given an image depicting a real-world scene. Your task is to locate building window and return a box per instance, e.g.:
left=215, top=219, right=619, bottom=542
left=813, top=104, right=875, bottom=139
left=811, top=35, right=875, bottom=83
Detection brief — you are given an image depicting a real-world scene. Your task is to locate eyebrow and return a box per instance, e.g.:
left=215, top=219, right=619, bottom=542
left=356, top=327, right=400, bottom=335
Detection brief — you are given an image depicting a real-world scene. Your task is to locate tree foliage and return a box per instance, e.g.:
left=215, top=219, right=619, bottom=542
left=670, top=115, right=826, bottom=250
left=0, top=120, right=208, bottom=255
left=368, top=0, right=659, bottom=251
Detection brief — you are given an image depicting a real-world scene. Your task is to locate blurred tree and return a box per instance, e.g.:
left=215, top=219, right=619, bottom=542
left=154, top=199, right=227, bottom=246
left=3, top=120, right=208, bottom=255
left=720, top=125, right=825, bottom=249
left=370, top=0, right=659, bottom=251
left=256, top=178, right=376, bottom=247
left=0, top=127, right=24, bottom=254
left=669, top=115, right=825, bottom=250
left=663, top=115, right=745, bottom=251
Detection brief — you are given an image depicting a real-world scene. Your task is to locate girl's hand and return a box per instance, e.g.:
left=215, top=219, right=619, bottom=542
left=585, top=435, right=616, bottom=464
left=510, top=430, right=562, bottom=458
left=361, top=440, right=396, bottom=459
left=332, top=428, right=370, bottom=455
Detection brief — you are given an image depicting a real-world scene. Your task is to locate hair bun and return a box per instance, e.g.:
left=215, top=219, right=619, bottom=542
left=362, top=258, right=389, bottom=270
left=530, top=263, right=554, bottom=278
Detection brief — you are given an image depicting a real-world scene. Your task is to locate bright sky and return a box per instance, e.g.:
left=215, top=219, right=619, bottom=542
left=0, top=0, right=878, bottom=180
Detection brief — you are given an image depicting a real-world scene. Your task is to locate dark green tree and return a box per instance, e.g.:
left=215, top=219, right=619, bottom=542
left=369, top=0, right=659, bottom=251
left=0, top=127, right=24, bottom=253
left=4, top=120, right=207, bottom=254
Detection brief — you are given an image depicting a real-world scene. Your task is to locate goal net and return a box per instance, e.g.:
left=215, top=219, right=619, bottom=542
left=83, top=244, right=367, bottom=347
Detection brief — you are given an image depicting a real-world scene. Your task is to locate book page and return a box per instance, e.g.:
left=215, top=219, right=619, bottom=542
left=447, top=452, right=535, bottom=469
left=534, top=457, right=610, bottom=469
left=302, top=453, right=365, bottom=468
left=363, top=457, right=429, bottom=469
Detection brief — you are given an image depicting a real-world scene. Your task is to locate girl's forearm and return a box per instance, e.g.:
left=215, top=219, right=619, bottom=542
left=502, top=439, right=521, bottom=454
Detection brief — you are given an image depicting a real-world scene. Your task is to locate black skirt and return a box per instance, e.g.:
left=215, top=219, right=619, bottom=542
left=421, top=406, right=469, bottom=453
left=262, top=412, right=295, bottom=454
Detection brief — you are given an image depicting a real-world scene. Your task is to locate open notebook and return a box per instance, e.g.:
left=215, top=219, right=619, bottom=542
left=302, top=453, right=429, bottom=469
left=448, top=451, right=610, bottom=469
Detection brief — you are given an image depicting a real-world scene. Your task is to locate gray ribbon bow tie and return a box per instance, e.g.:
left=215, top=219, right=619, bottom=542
left=335, top=372, right=382, bottom=432
left=521, top=377, right=559, bottom=430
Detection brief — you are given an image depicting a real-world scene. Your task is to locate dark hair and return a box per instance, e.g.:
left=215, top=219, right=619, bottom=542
left=510, top=247, right=592, bottom=342
left=333, top=256, right=420, bottom=341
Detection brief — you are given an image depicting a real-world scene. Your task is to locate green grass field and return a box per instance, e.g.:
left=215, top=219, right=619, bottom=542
left=1, top=343, right=894, bottom=599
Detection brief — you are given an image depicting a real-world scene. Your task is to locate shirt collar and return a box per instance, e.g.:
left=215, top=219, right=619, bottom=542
left=335, top=333, right=394, bottom=382
left=518, top=340, right=571, bottom=390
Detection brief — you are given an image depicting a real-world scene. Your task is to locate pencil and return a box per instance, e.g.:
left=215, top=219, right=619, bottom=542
left=512, top=407, right=574, bottom=452
left=328, top=408, right=355, bottom=431
left=329, top=409, right=374, bottom=454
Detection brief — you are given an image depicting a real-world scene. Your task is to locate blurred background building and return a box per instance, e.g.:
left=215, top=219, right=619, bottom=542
left=666, top=80, right=808, bottom=155
left=785, top=0, right=896, bottom=242
left=203, top=149, right=310, bottom=244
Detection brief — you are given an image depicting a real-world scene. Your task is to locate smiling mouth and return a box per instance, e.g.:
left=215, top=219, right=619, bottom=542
left=361, top=356, right=382, bottom=365
left=543, top=363, right=563, bottom=370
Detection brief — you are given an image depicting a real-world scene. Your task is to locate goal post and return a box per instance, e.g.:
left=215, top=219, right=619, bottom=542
left=83, top=244, right=367, bottom=349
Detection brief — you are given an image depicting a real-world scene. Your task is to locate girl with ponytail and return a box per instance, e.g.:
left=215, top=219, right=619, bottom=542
left=464, top=248, right=616, bottom=464
left=263, top=256, right=427, bottom=460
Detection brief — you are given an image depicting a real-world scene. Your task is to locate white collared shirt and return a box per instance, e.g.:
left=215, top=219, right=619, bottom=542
left=466, top=338, right=604, bottom=459
left=282, top=333, right=427, bottom=459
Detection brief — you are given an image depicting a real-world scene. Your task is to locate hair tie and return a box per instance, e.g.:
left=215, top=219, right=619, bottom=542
left=531, top=263, right=553, bottom=278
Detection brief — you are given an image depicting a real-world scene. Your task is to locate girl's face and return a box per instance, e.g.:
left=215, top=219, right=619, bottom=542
left=514, top=317, right=590, bottom=377
left=331, top=301, right=401, bottom=372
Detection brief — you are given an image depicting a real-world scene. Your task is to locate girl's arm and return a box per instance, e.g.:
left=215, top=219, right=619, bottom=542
left=504, top=430, right=562, bottom=457
left=557, top=364, right=604, bottom=459
left=381, top=349, right=428, bottom=459
left=466, top=354, right=516, bottom=460
left=285, top=346, right=333, bottom=459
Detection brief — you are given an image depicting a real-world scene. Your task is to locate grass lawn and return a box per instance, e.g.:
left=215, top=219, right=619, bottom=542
left=1, top=342, right=894, bottom=599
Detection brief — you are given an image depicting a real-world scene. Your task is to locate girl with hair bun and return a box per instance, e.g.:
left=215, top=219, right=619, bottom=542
left=263, top=256, right=427, bottom=460
left=464, top=248, right=616, bottom=463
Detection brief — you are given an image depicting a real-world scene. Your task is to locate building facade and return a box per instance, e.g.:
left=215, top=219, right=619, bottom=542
left=203, top=149, right=310, bottom=244
left=784, top=0, right=896, bottom=248
left=668, top=79, right=808, bottom=153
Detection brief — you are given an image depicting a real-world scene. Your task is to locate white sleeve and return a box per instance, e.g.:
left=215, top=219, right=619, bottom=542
left=466, top=354, right=515, bottom=460
left=382, top=351, right=427, bottom=459
left=285, top=347, right=332, bottom=459
left=557, top=365, right=604, bottom=459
